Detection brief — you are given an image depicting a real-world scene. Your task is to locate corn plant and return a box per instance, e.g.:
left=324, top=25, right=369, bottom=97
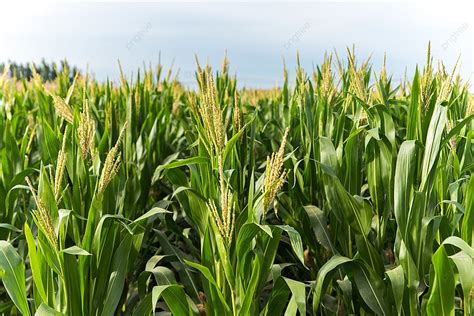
left=142, top=62, right=307, bottom=315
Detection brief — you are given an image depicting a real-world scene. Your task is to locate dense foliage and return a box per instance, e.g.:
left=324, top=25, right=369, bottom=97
left=0, top=49, right=473, bottom=315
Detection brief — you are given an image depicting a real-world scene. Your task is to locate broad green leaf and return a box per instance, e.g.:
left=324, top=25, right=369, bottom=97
left=442, top=236, right=474, bottom=258
left=151, top=285, right=192, bottom=316
left=394, top=140, right=417, bottom=239
left=449, top=252, right=473, bottom=315
left=0, top=241, right=30, bottom=316
left=420, top=103, right=447, bottom=190
left=276, top=225, right=305, bottom=267
left=303, top=205, right=337, bottom=254
left=261, top=277, right=290, bottom=316
left=312, top=255, right=352, bottom=313
left=385, top=265, right=404, bottom=315
left=351, top=261, right=389, bottom=315
left=426, top=246, right=454, bottom=316
left=101, top=234, right=133, bottom=316
left=236, top=222, right=272, bottom=261
left=24, top=223, right=47, bottom=303
left=283, top=277, right=306, bottom=315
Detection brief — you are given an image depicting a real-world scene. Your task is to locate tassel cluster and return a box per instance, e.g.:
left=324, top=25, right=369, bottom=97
left=54, top=130, right=68, bottom=202
left=98, top=122, right=127, bottom=194
left=26, top=177, right=58, bottom=250
left=49, top=93, right=74, bottom=124
left=78, top=100, right=96, bottom=160
left=195, top=61, right=226, bottom=155
left=208, top=155, right=235, bottom=246
left=263, top=128, right=289, bottom=214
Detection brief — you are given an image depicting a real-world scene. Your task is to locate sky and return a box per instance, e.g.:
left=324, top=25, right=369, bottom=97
left=0, top=0, right=473, bottom=88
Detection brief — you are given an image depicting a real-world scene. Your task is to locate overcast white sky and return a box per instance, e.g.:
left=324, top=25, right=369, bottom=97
left=0, top=0, right=473, bottom=88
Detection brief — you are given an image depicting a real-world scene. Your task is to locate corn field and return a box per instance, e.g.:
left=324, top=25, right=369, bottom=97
left=0, top=48, right=473, bottom=315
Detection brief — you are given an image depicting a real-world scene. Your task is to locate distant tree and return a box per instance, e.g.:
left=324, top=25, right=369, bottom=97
left=0, top=59, right=80, bottom=82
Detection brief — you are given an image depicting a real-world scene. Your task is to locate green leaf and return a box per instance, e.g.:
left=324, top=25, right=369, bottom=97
left=420, top=103, right=447, bottom=190
left=0, top=223, right=22, bottom=233
left=0, top=241, right=30, bottom=316
left=261, top=277, right=290, bottom=316
left=385, top=265, right=404, bottom=315
left=426, top=246, right=454, bottom=316
left=449, top=252, right=473, bottom=315
left=312, top=255, right=389, bottom=315
left=152, top=156, right=209, bottom=182
left=132, top=207, right=171, bottom=224
left=35, top=303, right=67, bottom=316
left=149, top=266, right=197, bottom=315
left=461, top=176, right=474, bottom=245
left=441, top=114, right=474, bottom=148
left=101, top=234, right=133, bottom=316
left=151, top=285, right=191, bottom=316
left=276, top=225, right=305, bottom=267
left=442, top=236, right=474, bottom=258
left=303, top=205, right=337, bottom=254
left=350, top=261, right=389, bottom=315
left=184, top=260, right=231, bottom=313
left=240, top=251, right=262, bottom=315
left=236, top=223, right=272, bottom=261
left=61, top=246, right=92, bottom=256
left=319, top=138, right=372, bottom=237
left=394, top=140, right=417, bottom=239
left=283, top=277, right=306, bottom=315
left=312, top=255, right=352, bottom=313
left=24, top=223, right=48, bottom=303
